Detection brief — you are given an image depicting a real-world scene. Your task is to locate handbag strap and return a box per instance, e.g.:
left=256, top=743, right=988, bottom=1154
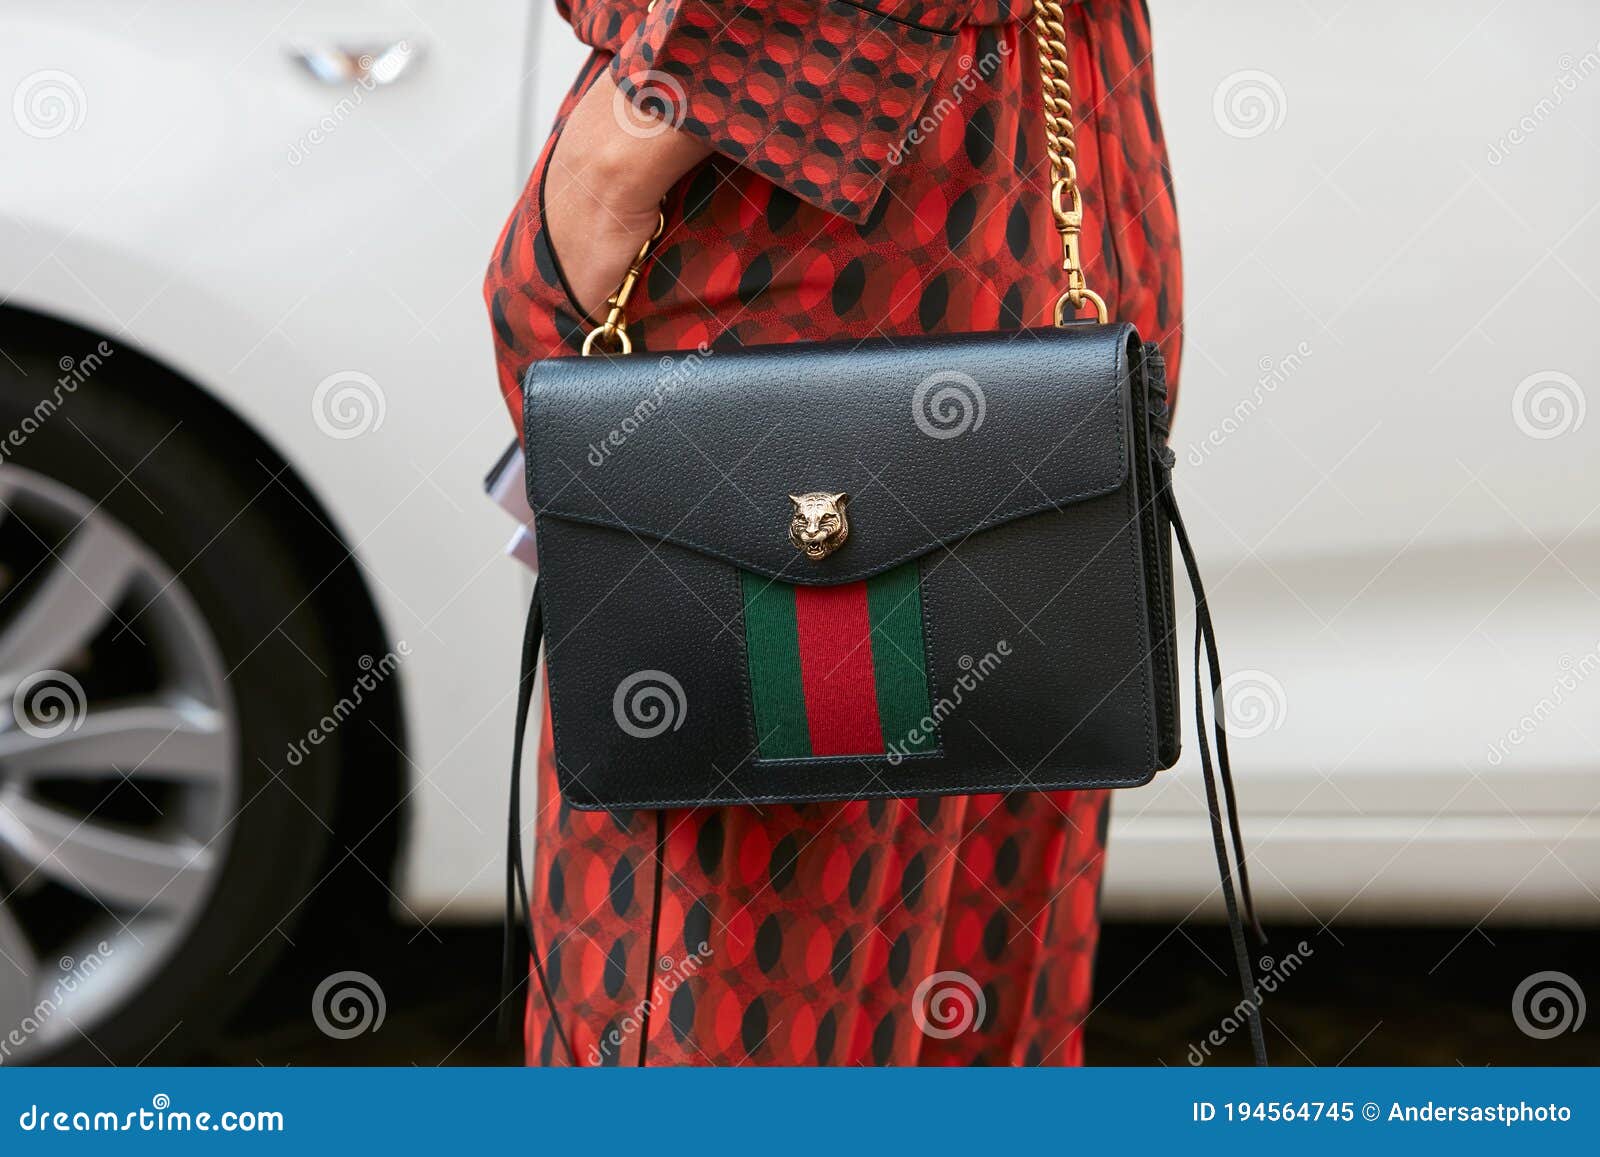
left=499, top=580, right=580, bottom=1064
left=1161, top=512, right=1269, bottom=1067
left=1143, top=360, right=1267, bottom=1064
left=1169, top=496, right=1269, bottom=1065
left=581, top=0, right=1107, bottom=356
left=1031, top=0, right=1109, bottom=326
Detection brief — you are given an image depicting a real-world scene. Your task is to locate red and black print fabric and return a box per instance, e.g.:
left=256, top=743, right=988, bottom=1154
left=613, top=0, right=961, bottom=221
left=484, top=0, right=1181, bottom=1065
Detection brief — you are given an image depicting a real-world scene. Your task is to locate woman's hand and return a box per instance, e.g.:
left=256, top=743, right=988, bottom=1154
left=543, top=71, right=712, bottom=322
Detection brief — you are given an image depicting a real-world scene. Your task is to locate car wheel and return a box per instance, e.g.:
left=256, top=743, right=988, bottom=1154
left=0, top=341, right=361, bottom=1064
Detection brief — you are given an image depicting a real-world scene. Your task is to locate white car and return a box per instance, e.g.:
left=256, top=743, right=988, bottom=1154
left=1, top=1, right=1594, bottom=1063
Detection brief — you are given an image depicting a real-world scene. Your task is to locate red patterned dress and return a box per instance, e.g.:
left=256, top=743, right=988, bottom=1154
left=483, top=0, right=1182, bottom=1065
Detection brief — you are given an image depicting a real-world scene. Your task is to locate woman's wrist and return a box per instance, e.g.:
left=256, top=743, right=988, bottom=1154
left=542, top=70, right=712, bottom=318
left=601, top=121, right=709, bottom=210
left=564, top=72, right=711, bottom=215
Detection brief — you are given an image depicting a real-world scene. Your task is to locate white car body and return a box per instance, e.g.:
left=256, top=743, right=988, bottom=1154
left=3, top=0, right=1595, bottom=928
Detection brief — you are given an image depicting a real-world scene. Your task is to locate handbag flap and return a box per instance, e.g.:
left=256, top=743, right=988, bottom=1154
left=523, top=323, right=1139, bottom=584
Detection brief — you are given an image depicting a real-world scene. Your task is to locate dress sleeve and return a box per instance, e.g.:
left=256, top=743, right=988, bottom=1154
left=608, top=0, right=963, bottom=223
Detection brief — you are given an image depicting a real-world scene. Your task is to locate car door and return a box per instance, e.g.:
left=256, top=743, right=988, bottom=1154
left=0, top=0, right=540, bottom=1061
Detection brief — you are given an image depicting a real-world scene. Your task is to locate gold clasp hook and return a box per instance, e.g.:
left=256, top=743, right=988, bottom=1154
left=581, top=210, right=665, bottom=357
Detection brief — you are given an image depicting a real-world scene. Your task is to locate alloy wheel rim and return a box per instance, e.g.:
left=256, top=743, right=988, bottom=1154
left=0, top=464, right=238, bottom=1060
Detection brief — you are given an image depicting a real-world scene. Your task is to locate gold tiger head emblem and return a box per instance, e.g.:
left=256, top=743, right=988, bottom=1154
left=788, top=492, right=850, bottom=560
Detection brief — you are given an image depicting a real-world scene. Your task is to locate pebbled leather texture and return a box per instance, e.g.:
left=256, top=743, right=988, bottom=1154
left=525, top=325, right=1133, bottom=585
left=523, top=323, right=1182, bottom=810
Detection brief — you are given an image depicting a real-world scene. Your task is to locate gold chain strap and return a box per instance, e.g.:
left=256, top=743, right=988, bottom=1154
left=1032, top=0, right=1107, bottom=325
left=581, top=2, right=1104, bottom=356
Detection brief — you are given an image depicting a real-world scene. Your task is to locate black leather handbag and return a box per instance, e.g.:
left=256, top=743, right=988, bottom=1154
left=505, top=0, right=1267, bottom=1065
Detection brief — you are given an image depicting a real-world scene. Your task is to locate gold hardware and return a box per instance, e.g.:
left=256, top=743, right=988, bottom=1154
left=584, top=2, right=1104, bottom=351
left=580, top=210, right=665, bottom=357
left=788, top=492, right=850, bottom=560
left=1054, top=286, right=1109, bottom=326
left=1032, top=0, right=1106, bottom=326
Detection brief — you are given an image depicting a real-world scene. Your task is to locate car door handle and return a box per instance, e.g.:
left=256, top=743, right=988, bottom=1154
left=289, top=41, right=419, bottom=87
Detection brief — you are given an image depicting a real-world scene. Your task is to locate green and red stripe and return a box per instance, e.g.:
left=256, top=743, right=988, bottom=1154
left=740, top=563, right=936, bottom=760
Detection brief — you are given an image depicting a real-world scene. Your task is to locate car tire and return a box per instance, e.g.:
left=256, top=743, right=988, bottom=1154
left=0, top=337, right=366, bottom=1064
